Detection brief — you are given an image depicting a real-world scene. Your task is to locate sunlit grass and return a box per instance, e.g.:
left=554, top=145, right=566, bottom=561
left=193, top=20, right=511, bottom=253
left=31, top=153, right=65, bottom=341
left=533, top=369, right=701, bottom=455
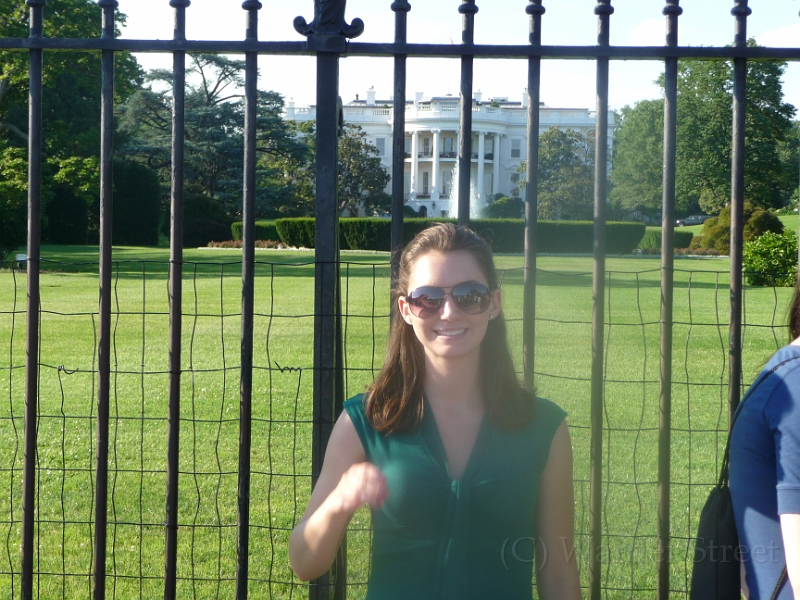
left=0, top=247, right=791, bottom=598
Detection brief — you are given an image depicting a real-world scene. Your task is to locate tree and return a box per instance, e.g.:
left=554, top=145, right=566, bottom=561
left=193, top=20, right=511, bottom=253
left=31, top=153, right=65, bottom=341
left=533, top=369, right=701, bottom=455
left=519, top=127, right=595, bottom=221
left=118, top=54, right=307, bottom=221
left=609, top=42, right=796, bottom=217
left=610, top=99, right=666, bottom=215
left=1, top=0, right=144, bottom=248
left=0, top=147, right=27, bottom=261
left=675, top=48, right=796, bottom=213
left=1, top=0, right=142, bottom=155
left=337, top=124, right=391, bottom=216
left=262, top=121, right=391, bottom=217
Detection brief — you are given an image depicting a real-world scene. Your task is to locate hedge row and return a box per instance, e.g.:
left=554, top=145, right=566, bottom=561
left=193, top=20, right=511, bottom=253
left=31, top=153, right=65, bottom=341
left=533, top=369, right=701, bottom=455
left=638, top=228, right=694, bottom=250
left=231, top=220, right=280, bottom=242
left=272, top=218, right=646, bottom=254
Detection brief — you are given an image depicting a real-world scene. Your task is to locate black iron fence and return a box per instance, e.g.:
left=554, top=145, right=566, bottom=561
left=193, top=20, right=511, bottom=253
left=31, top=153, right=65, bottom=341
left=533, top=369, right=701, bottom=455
left=1, top=0, right=799, bottom=598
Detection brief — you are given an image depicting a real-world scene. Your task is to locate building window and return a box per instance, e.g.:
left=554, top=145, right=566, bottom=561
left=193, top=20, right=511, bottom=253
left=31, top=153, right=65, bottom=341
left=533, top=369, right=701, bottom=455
left=441, top=210, right=449, bottom=218
left=422, top=172, right=429, bottom=195
left=442, top=170, right=453, bottom=197
left=443, top=137, right=454, bottom=156
left=511, top=139, right=521, bottom=159
left=404, top=137, right=411, bottom=157
left=485, top=174, right=493, bottom=198
left=376, top=138, right=386, bottom=156
left=422, top=137, right=431, bottom=157
left=404, top=171, right=411, bottom=196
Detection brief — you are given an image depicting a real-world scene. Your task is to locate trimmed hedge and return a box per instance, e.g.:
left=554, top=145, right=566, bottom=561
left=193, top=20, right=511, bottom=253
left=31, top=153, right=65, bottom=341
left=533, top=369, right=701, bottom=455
left=275, top=218, right=351, bottom=250
left=638, top=228, right=694, bottom=250
left=274, top=218, right=646, bottom=254
left=231, top=220, right=280, bottom=242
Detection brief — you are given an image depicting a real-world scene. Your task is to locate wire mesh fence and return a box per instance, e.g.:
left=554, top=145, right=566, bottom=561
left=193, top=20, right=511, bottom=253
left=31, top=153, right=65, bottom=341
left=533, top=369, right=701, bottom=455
left=0, top=254, right=793, bottom=598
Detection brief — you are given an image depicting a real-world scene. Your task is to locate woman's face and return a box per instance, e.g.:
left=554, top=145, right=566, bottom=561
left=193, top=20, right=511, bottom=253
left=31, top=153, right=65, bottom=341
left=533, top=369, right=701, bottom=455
left=398, top=250, right=501, bottom=366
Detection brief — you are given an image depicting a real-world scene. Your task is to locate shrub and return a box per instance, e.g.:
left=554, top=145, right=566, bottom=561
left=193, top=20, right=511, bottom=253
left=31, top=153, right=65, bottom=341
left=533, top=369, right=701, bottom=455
left=276, top=217, right=316, bottom=248
left=113, top=159, right=162, bottom=246
left=535, top=221, right=645, bottom=254
left=699, top=203, right=784, bottom=255
left=184, top=218, right=232, bottom=248
left=689, top=235, right=703, bottom=250
left=481, top=196, right=524, bottom=219
left=231, top=220, right=280, bottom=242
left=340, top=218, right=392, bottom=251
left=273, top=218, right=645, bottom=254
left=276, top=218, right=350, bottom=249
left=207, top=239, right=284, bottom=249
left=744, top=208, right=783, bottom=240
left=742, top=230, right=797, bottom=287
left=637, top=228, right=694, bottom=251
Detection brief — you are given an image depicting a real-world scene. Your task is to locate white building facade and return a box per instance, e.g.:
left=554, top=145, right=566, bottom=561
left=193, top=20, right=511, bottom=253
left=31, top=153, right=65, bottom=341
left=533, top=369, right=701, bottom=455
left=285, top=88, right=615, bottom=218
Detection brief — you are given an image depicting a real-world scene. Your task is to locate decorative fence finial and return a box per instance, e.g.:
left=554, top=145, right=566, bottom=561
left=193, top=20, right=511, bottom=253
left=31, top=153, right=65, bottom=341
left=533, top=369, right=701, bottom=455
left=294, top=0, right=364, bottom=38
left=594, top=0, right=614, bottom=16
left=731, top=0, right=751, bottom=18
left=526, top=0, right=545, bottom=18
left=663, top=0, right=682, bottom=17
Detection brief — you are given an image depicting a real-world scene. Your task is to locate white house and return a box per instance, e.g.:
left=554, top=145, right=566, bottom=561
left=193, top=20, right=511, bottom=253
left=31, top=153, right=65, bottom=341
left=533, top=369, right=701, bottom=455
left=284, top=88, right=615, bottom=218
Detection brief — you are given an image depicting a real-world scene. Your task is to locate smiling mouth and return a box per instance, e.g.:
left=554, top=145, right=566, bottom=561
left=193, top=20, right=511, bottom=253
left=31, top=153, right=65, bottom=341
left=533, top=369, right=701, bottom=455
left=435, top=329, right=466, bottom=337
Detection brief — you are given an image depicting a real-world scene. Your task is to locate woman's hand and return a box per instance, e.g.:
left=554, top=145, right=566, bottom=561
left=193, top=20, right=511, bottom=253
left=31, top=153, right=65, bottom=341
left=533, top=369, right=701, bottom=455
left=330, top=462, right=389, bottom=515
left=289, top=412, right=387, bottom=582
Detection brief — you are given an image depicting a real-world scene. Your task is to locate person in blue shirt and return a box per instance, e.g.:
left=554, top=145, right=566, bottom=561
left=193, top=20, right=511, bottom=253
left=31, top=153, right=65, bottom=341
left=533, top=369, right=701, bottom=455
left=730, top=284, right=800, bottom=599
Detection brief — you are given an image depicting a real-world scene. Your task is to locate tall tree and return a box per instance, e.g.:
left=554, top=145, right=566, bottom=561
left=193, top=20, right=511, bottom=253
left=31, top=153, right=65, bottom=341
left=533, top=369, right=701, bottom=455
left=0, top=0, right=144, bottom=248
left=610, top=99, right=665, bottom=215
left=519, top=127, right=595, bottom=221
left=261, top=122, right=391, bottom=217
left=118, top=54, right=307, bottom=220
left=610, top=41, right=796, bottom=218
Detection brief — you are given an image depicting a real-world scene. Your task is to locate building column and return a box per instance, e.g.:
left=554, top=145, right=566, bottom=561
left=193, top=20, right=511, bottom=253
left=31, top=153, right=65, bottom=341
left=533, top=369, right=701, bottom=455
left=477, top=131, right=486, bottom=204
left=432, top=129, right=441, bottom=201
left=492, top=133, right=501, bottom=197
left=411, top=131, right=419, bottom=199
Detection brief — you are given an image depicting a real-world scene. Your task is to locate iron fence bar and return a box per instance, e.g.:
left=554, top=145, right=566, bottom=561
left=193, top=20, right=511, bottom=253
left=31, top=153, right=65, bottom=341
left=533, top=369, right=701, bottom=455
left=21, top=1, right=45, bottom=598
left=93, top=2, right=118, bottom=599
left=390, top=1, right=410, bottom=287
left=310, top=46, right=343, bottom=599
left=657, top=3, right=681, bottom=598
left=457, top=0, right=477, bottom=226
left=5, top=38, right=800, bottom=61
left=523, top=0, right=544, bottom=392
left=589, top=2, right=613, bottom=599
left=164, top=2, right=190, bottom=599
left=728, top=0, right=750, bottom=424
left=237, top=3, right=262, bottom=599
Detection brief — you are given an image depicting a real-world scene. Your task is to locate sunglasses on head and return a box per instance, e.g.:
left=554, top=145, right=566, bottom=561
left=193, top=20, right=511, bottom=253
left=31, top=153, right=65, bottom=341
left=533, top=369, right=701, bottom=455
left=405, top=282, right=493, bottom=318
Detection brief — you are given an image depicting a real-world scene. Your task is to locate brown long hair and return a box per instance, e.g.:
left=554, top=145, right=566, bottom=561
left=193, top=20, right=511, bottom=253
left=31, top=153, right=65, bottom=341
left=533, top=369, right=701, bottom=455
left=789, top=278, right=800, bottom=341
left=365, top=223, right=534, bottom=433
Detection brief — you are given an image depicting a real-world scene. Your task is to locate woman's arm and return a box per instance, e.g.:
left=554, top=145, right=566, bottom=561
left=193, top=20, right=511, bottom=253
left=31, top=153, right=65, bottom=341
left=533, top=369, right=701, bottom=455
left=535, top=421, right=582, bottom=600
left=289, top=411, right=389, bottom=581
left=780, top=513, right=800, bottom=599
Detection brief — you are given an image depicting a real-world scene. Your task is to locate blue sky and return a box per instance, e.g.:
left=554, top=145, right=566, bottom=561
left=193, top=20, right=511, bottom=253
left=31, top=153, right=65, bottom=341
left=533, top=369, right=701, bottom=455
left=119, top=0, right=800, bottom=113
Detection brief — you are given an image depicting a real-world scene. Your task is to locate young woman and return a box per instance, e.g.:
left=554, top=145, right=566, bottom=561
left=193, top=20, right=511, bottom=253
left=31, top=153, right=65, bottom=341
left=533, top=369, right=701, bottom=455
left=290, top=223, right=581, bottom=599
left=730, top=284, right=800, bottom=599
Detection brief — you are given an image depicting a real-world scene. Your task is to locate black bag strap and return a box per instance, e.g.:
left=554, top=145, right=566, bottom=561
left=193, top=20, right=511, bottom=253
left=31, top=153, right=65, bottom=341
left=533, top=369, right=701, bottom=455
left=718, top=355, right=800, bottom=488
left=769, top=565, right=787, bottom=600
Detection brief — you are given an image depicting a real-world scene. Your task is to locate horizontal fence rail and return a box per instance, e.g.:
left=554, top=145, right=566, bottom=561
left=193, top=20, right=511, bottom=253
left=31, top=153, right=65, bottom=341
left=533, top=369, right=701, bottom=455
left=2, top=0, right=799, bottom=599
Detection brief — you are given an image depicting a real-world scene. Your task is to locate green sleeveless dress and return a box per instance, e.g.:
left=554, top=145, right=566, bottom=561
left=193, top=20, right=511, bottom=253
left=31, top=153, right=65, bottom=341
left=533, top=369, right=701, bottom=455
left=344, top=393, right=567, bottom=600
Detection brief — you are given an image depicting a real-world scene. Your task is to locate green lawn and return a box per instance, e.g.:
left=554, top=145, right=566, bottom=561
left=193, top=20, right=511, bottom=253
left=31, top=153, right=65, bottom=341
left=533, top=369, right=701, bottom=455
left=0, top=246, right=792, bottom=598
